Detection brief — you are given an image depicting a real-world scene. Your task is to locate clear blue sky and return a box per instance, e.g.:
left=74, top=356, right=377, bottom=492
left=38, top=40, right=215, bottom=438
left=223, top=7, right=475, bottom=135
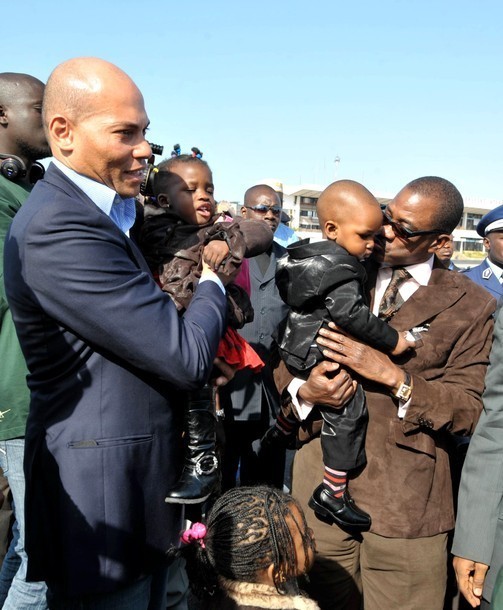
left=6, top=0, right=502, bottom=202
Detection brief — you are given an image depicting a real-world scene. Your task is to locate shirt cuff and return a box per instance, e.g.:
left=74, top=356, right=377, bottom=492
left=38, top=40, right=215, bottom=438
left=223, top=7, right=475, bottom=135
left=288, top=378, right=315, bottom=421
left=199, top=272, right=225, bottom=295
left=397, top=399, right=411, bottom=419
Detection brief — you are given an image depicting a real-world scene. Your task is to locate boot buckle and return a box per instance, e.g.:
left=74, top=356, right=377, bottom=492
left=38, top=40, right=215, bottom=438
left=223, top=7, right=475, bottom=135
left=195, top=454, right=219, bottom=476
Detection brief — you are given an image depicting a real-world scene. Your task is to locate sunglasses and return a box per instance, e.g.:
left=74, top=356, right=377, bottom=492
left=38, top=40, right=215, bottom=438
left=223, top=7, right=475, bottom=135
left=245, top=205, right=282, bottom=215
left=382, top=210, right=443, bottom=240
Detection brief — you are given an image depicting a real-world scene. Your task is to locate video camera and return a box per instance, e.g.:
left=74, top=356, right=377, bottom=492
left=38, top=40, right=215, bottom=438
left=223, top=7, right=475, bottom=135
left=140, top=142, right=164, bottom=199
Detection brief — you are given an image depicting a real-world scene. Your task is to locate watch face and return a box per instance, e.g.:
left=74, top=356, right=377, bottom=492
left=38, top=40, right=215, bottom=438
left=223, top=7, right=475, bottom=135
left=397, top=385, right=412, bottom=401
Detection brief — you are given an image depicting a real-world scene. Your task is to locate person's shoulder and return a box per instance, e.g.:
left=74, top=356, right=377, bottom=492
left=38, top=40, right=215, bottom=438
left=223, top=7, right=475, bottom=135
left=462, top=260, right=488, bottom=277
left=440, top=264, right=496, bottom=311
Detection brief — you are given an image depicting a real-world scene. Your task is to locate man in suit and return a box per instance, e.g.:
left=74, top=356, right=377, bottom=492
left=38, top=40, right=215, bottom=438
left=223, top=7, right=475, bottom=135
left=463, top=205, right=503, bottom=299
left=3, top=57, right=230, bottom=608
left=219, top=184, right=289, bottom=489
left=452, top=307, right=503, bottom=609
left=278, top=176, right=495, bottom=610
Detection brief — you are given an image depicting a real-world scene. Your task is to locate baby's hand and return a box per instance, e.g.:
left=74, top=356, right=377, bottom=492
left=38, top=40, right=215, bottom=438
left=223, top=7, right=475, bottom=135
left=203, top=241, right=230, bottom=271
left=391, top=331, right=417, bottom=356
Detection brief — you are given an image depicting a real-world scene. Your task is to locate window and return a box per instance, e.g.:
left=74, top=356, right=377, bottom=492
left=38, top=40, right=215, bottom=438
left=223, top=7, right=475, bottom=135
left=466, top=213, right=483, bottom=231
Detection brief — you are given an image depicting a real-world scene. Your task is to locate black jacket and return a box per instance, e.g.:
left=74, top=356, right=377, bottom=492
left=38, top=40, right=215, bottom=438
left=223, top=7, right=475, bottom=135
left=275, top=239, right=398, bottom=375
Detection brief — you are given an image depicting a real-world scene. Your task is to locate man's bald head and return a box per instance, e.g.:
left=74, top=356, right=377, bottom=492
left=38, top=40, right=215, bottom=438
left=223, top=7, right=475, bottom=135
left=42, top=57, right=151, bottom=198
left=0, top=73, right=45, bottom=105
left=244, top=184, right=281, bottom=207
left=0, top=72, right=50, bottom=168
left=43, top=57, right=144, bottom=128
left=317, top=180, right=380, bottom=227
left=242, top=184, right=282, bottom=232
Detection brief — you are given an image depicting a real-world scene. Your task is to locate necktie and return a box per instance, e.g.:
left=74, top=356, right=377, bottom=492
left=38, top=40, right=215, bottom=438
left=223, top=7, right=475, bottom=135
left=378, top=267, right=411, bottom=321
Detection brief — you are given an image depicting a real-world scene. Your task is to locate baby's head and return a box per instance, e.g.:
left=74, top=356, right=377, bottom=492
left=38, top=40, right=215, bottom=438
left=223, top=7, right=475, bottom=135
left=153, top=154, right=215, bottom=225
left=181, top=486, right=315, bottom=597
left=317, top=180, right=383, bottom=261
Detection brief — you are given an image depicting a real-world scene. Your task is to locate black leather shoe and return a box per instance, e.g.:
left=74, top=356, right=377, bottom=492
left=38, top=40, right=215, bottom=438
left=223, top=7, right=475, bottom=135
left=308, top=485, right=371, bottom=531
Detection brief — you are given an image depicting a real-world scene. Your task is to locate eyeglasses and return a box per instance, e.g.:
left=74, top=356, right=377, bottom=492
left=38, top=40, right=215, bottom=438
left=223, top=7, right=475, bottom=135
left=245, top=204, right=282, bottom=215
left=382, top=210, right=444, bottom=240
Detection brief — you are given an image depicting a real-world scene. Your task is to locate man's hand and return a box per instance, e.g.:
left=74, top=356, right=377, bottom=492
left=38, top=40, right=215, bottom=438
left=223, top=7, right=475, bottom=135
left=299, top=360, right=356, bottom=408
left=316, top=323, right=406, bottom=395
left=211, top=357, right=237, bottom=387
left=453, top=556, right=489, bottom=608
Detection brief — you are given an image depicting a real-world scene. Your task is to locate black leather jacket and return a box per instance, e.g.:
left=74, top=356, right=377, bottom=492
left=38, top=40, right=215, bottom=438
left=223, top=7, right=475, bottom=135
left=275, top=239, right=398, bottom=376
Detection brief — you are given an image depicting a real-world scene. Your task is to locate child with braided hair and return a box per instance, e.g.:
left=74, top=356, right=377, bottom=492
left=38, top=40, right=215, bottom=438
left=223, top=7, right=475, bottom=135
left=173, top=486, right=319, bottom=610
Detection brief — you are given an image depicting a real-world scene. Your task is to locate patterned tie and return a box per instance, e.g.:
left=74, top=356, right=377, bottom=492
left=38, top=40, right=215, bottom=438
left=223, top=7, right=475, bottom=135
left=378, top=267, right=411, bottom=321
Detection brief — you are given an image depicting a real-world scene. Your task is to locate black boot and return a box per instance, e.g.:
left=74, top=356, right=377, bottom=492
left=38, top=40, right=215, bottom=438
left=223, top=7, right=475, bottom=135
left=309, top=484, right=371, bottom=531
left=252, top=423, right=298, bottom=458
left=165, top=385, right=220, bottom=504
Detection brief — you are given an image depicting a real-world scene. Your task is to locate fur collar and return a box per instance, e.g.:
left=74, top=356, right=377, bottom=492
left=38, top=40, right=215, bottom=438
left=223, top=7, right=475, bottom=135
left=218, top=577, right=319, bottom=609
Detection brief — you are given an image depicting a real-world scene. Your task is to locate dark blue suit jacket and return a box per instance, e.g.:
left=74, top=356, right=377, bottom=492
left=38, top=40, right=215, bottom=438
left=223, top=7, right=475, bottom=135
left=463, top=259, right=503, bottom=300
left=3, top=164, right=226, bottom=596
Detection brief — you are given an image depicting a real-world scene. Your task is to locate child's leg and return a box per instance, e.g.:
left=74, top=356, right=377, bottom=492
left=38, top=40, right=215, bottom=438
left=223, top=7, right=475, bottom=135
left=165, top=384, right=220, bottom=504
left=252, top=404, right=300, bottom=459
left=309, top=383, right=371, bottom=530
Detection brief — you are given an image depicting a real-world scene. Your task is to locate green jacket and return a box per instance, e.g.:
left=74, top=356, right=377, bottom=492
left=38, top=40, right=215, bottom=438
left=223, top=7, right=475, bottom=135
left=0, top=174, right=32, bottom=440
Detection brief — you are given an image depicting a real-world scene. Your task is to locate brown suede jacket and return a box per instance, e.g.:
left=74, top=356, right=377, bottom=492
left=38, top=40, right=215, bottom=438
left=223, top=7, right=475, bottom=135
left=277, top=260, right=496, bottom=537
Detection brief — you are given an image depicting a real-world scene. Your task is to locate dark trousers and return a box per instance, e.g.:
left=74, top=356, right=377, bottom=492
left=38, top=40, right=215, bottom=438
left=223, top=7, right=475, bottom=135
left=319, top=383, right=368, bottom=471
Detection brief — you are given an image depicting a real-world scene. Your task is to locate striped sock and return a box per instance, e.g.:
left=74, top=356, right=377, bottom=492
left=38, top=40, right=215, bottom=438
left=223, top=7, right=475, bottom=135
left=322, top=467, right=348, bottom=498
left=274, top=412, right=298, bottom=436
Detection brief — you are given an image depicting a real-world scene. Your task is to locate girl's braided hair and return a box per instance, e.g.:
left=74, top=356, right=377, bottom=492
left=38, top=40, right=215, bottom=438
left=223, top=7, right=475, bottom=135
left=174, top=486, right=314, bottom=601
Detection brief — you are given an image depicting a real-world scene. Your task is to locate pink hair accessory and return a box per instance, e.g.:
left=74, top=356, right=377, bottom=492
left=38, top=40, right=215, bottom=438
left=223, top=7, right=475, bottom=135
left=181, top=522, right=207, bottom=548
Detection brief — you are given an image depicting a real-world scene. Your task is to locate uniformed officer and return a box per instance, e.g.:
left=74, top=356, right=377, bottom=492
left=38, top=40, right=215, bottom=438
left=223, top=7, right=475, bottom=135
left=464, top=204, right=503, bottom=300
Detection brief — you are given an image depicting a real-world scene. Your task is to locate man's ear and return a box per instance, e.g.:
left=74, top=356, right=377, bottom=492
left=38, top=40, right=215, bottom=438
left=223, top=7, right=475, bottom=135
left=240, top=206, right=247, bottom=218
left=483, top=236, right=490, bottom=252
left=428, top=233, right=450, bottom=254
left=324, top=219, right=338, bottom=240
left=0, top=105, right=7, bottom=126
left=49, top=115, right=73, bottom=152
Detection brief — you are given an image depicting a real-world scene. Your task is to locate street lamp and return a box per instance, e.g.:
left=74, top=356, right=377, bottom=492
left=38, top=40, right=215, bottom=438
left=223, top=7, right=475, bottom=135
left=334, top=155, right=341, bottom=180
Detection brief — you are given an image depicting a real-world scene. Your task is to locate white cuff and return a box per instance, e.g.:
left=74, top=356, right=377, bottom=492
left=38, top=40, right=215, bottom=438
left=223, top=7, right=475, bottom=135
left=397, top=399, right=411, bottom=419
left=288, top=378, right=315, bottom=421
left=199, top=272, right=225, bottom=294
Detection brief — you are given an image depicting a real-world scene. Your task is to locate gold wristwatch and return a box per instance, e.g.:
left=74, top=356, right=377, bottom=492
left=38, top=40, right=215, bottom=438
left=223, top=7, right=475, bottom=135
left=392, top=372, right=413, bottom=401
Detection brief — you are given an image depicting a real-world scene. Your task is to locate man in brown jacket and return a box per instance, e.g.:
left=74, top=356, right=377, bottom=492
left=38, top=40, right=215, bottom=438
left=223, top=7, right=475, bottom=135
left=281, top=176, right=495, bottom=610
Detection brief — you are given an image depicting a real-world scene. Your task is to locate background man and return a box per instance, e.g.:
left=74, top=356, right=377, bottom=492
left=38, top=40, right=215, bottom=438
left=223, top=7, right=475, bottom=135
left=452, top=307, right=503, bottom=609
left=0, top=72, right=51, bottom=609
left=219, top=184, right=289, bottom=489
left=463, top=205, right=503, bottom=299
left=3, top=57, right=229, bottom=609
left=280, top=177, right=495, bottom=610
left=436, top=234, right=460, bottom=270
